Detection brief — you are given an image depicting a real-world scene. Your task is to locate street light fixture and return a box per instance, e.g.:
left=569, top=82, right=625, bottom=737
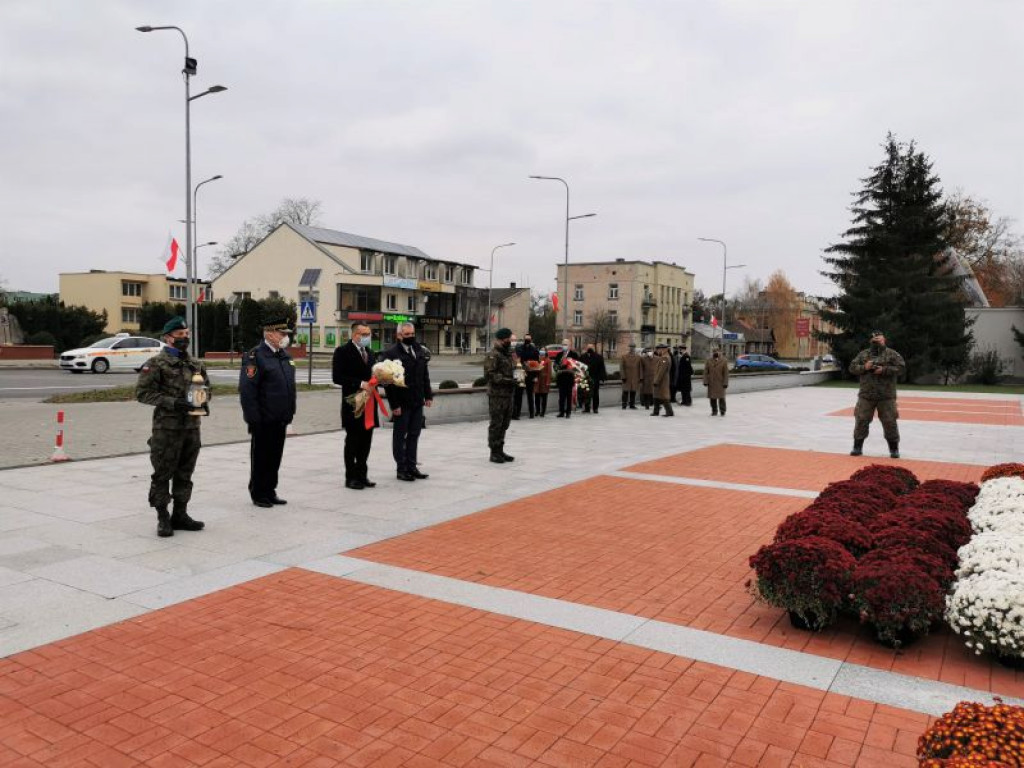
left=698, top=237, right=746, bottom=348
left=485, top=243, right=516, bottom=347
left=529, top=175, right=597, bottom=341
left=137, top=24, right=226, bottom=356
left=192, top=174, right=223, bottom=357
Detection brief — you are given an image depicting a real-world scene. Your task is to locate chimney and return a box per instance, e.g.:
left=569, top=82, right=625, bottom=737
left=510, top=282, right=516, bottom=289
left=615, top=258, right=625, bottom=262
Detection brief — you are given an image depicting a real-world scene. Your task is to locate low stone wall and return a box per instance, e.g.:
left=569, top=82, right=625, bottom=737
left=0, top=345, right=54, bottom=360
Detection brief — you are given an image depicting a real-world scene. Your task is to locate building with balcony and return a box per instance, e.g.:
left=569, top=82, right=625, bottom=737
left=59, top=271, right=210, bottom=334
left=556, top=259, right=695, bottom=357
left=210, top=223, right=480, bottom=353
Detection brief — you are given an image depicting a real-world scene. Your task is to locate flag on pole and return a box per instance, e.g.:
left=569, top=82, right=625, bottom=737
left=197, top=288, right=206, bottom=303
left=710, top=314, right=718, bottom=328
left=551, top=292, right=559, bottom=312
left=163, top=234, right=181, bottom=274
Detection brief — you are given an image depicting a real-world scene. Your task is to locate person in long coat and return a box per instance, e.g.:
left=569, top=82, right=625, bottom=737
left=640, top=350, right=657, bottom=409
left=702, top=348, right=729, bottom=416
left=533, top=355, right=552, bottom=417
left=675, top=345, right=694, bottom=406
left=620, top=343, right=642, bottom=409
left=651, top=344, right=674, bottom=417
left=332, top=323, right=380, bottom=489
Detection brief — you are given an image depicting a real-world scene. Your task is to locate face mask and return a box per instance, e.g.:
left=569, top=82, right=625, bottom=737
left=172, top=337, right=190, bottom=351
left=501, top=340, right=512, bottom=349
left=358, top=335, right=372, bottom=348
left=713, top=353, right=719, bottom=359
left=279, top=336, right=291, bottom=349
left=400, top=336, right=413, bottom=344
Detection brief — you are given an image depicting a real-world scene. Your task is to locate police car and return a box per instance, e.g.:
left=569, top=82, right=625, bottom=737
left=59, top=333, right=169, bottom=374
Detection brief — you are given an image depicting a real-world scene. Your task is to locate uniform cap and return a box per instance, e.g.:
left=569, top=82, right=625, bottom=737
left=655, top=343, right=669, bottom=349
left=871, top=329, right=885, bottom=337
left=495, top=328, right=512, bottom=340
left=262, top=315, right=293, bottom=333
left=161, top=316, right=188, bottom=335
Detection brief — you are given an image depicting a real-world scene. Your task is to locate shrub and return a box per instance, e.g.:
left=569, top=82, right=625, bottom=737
left=748, top=536, right=857, bottom=630
left=967, top=348, right=1007, bottom=385
left=774, top=510, right=874, bottom=558
left=438, top=380, right=460, bottom=389
left=849, top=464, right=919, bottom=495
left=850, top=548, right=947, bottom=648
left=917, top=700, right=1024, bottom=767
left=25, top=330, right=58, bottom=347
left=472, top=376, right=488, bottom=387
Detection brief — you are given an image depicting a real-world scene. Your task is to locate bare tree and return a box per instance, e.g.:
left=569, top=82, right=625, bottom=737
left=208, top=197, right=324, bottom=278
left=586, top=309, right=620, bottom=353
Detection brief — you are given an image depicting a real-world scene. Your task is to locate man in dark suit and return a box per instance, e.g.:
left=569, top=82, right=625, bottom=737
left=580, top=344, right=607, bottom=414
left=380, top=322, right=433, bottom=481
left=554, top=338, right=580, bottom=418
left=332, top=322, right=379, bottom=490
left=239, top=315, right=297, bottom=508
left=512, top=335, right=541, bottom=419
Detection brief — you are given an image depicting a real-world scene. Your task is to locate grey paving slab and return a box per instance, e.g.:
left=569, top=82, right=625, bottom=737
left=28, top=554, right=174, bottom=598
left=258, top=533, right=381, bottom=566
left=0, top=544, right=84, bottom=571
left=610, top=471, right=820, bottom=498
left=123, top=543, right=252, bottom=577
left=0, top=535, right=50, bottom=556
left=121, top=560, right=285, bottom=610
left=0, top=508, right=54, bottom=531
left=0, top=565, right=34, bottom=588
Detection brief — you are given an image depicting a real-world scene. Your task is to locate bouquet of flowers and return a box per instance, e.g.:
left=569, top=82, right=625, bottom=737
left=563, top=357, right=590, bottom=393
left=346, top=359, right=406, bottom=427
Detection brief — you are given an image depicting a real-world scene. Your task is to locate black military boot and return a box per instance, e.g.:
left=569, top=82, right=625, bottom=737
left=490, top=452, right=506, bottom=464
left=501, top=452, right=515, bottom=462
left=850, top=439, right=864, bottom=457
left=156, top=506, right=173, bottom=538
left=887, top=440, right=900, bottom=459
left=171, top=501, right=205, bottom=531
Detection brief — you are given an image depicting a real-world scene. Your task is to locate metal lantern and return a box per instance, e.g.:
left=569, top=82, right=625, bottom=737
left=187, top=372, right=210, bottom=416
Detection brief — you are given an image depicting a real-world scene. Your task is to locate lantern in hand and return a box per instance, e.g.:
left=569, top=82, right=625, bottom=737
left=187, top=372, right=210, bottom=416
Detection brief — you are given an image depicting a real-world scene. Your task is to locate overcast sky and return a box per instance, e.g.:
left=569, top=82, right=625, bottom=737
left=2, top=1, right=1022, bottom=300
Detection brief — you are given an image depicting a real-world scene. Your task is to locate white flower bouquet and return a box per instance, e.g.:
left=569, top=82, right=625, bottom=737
left=346, top=359, right=405, bottom=420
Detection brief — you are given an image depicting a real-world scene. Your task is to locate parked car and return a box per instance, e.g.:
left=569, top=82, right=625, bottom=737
left=734, top=354, right=791, bottom=371
left=60, top=334, right=168, bottom=374
left=822, top=354, right=836, bottom=366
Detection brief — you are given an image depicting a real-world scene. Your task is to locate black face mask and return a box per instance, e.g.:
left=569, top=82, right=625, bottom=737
left=501, top=340, right=512, bottom=350
left=172, top=337, right=190, bottom=351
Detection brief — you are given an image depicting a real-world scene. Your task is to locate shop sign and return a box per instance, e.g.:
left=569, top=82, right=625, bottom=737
left=418, top=280, right=442, bottom=292
left=383, top=313, right=416, bottom=324
left=383, top=277, right=418, bottom=290
left=419, top=316, right=453, bottom=326
left=347, top=312, right=383, bottom=322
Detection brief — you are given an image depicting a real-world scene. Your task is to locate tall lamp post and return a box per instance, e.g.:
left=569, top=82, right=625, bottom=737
left=136, top=24, right=226, bottom=350
left=192, top=174, right=223, bottom=355
left=698, top=237, right=745, bottom=350
left=485, top=242, right=515, bottom=346
left=528, top=175, right=596, bottom=341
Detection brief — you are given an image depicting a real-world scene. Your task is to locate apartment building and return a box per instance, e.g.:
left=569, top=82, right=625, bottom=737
left=59, top=271, right=210, bottom=333
left=556, top=259, right=695, bottom=357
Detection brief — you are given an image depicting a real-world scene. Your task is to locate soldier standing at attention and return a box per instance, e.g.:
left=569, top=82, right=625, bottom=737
left=136, top=316, right=209, bottom=538
left=484, top=328, right=516, bottom=463
left=849, top=330, right=906, bottom=458
left=620, top=343, right=642, bottom=409
left=239, top=315, right=297, bottom=508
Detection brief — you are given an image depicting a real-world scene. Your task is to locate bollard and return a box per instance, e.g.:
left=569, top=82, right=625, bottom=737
left=50, top=410, right=71, bottom=462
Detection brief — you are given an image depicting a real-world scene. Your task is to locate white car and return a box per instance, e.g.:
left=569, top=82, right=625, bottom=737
left=60, top=334, right=169, bottom=374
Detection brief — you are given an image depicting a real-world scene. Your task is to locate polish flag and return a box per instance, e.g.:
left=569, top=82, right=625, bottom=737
left=551, top=292, right=559, bottom=312
left=163, top=234, right=181, bottom=273
left=197, top=288, right=206, bottom=303
left=710, top=315, right=718, bottom=328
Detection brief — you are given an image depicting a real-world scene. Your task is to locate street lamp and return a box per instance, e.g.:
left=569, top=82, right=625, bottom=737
left=136, top=24, right=226, bottom=353
left=529, top=175, right=596, bottom=341
left=192, top=174, right=223, bottom=356
left=485, top=243, right=516, bottom=346
left=698, top=237, right=745, bottom=348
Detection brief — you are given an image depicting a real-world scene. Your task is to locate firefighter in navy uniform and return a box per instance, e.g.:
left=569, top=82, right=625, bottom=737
left=239, top=316, right=297, bottom=507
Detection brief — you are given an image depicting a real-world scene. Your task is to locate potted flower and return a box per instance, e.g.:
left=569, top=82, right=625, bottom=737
left=980, top=462, right=1024, bottom=483
left=804, top=497, right=884, bottom=528
left=947, top=566, right=1024, bottom=669
left=774, top=510, right=874, bottom=558
left=917, top=479, right=979, bottom=508
left=967, top=476, right=1024, bottom=534
left=850, top=464, right=919, bottom=495
left=917, top=699, right=1024, bottom=766
left=749, top=536, right=857, bottom=631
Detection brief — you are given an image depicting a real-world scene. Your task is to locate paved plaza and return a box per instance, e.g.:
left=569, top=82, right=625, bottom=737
left=0, top=385, right=1021, bottom=766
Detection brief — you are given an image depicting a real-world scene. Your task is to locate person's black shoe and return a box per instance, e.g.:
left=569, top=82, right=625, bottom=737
left=156, top=506, right=173, bottom=538
left=500, top=452, right=515, bottom=462
left=887, top=440, right=900, bottom=459
left=252, top=499, right=273, bottom=508
left=345, top=479, right=365, bottom=490
left=411, top=470, right=429, bottom=479
left=397, top=472, right=416, bottom=481
left=171, top=504, right=205, bottom=531
left=270, top=496, right=287, bottom=505
left=556, top=413, right=565, bottom=418
left=490, top=453, right=506, bottom=463
left=361, top=478, right=377, bottom=488
left=629, top=405, right=637, bottom=409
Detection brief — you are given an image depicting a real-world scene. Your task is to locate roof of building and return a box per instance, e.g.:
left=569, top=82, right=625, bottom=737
left=734, top=321, right=775, bottom=342
left=562, top=259, right=694, bottom=275
left=488, top=287, right=531, bottom=304
left=290, top=223, right=431, bottom=261
left=691, top=322, right=744, bottom=341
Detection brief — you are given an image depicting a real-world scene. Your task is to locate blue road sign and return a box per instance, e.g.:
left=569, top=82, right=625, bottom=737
left=299, top=300, right=317, bottom=324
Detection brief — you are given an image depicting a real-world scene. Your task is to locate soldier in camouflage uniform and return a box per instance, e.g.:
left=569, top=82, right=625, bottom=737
left=136, top=317, right=210, bottom=537
left=484, top=327, right=516, bottom=464
left=848, top=330, right=906, bottom=459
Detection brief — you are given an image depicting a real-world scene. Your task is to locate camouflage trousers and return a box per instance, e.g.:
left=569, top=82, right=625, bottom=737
left=148, top=428, right=201, bottom=509
left=488, top=394, right=513, bottom=452
left=853, top=397, right=899, bottom=442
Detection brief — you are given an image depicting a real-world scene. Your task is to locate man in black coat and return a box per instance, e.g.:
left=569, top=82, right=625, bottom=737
left=239, top=316, right=297, bottom=508
left=332, top=322, right=380, bottom=490
left=512, top=335, right=541, bottom=419
left=554, top=339, right=580, bottom=418
left=580, top=344, right=607, bottom=414
left=380, top=322, right=433, bottom=481
left=675, top=345, right=694, bottom=406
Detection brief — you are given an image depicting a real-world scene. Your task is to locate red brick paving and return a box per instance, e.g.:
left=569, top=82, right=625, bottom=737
left=0, top=569, right=930, bottom=767
left=623, top=444, right=985, bottom=491
left=828, top=396, right=1024, bottom=426
left=352, top=458, right=1022, bottom=699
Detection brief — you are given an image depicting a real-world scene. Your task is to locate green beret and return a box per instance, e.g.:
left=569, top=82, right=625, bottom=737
left=495, top=328, right=512, bottom=340
left=161, top=316, right=188, bottom=335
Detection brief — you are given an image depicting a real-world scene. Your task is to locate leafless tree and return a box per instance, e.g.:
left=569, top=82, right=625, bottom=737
left=208, top=197, right=324, bottom=278
left=586, top=309, right=620, bottom=353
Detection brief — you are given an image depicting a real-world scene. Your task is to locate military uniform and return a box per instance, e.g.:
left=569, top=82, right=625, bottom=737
left=849, top=340, right=906, bottom=457
left=136, top=317, right=209, bottom=536
left=239, top=322, right=297, bottom=507
left=484, top=330, right=516, bottom=463
left=620, top=347, right=642, bottom=408
left=651, top=346, right=674, bottom=416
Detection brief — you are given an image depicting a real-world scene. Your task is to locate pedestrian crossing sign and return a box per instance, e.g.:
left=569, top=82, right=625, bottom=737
left=299, top=301, right=317, bottom=324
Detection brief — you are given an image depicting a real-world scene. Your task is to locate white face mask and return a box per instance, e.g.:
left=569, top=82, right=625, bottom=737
left=279, top=336, right=291, bottom=348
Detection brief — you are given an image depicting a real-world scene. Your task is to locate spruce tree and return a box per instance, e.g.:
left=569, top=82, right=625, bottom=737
left=819, top=134, right=972, bottom=381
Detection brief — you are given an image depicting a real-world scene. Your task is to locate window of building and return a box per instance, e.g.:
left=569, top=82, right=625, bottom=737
left=573, top=335, right=583, bottom=349
left=424, top=264, right=438, bottom=281
left=337, top=284, right=381, bottom=312
left=574, top=284, right=584, bottom=301
left=386, top=293, right=397, bottom=310
left=360, top=252, right=375, bottom=273
left=232, top=291, right=252, bottom=302
left=459, top=267, right=472, bottom=284
left=573, top=309, right=583, bottom=325
left=607, top=337, right=617, bottom=353
left=169, top=284, right=187, bottom=300
left=121, top=307, right=141, bottom=324
left=444, top=329, right=453, bottom=348
left=608, top=283, right=619, bottom=300
left=383, top=255, right=397, bottom=275
left=407, top=295, right=416, bottom=312
left=443, top=265, right=455, bottom=283
left=268, top=290, right=280, bottom=299
left=122, top=282, right=142, bottom=297
left=608, top=310, right=618, bottom=324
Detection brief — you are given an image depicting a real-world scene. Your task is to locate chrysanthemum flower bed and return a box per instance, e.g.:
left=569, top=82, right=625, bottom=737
left=750, top=464, right=980, bottom=648
left=917, top=699, right=1024, bottom=767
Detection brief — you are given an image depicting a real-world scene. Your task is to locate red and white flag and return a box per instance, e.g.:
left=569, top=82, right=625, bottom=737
left=163, top=233, right=181, bottom=273
left=710, top=314, right=718, bottom=328
left=197, top=288, right=206, bottom=303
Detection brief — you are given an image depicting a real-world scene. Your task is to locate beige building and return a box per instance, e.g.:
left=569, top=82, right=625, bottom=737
left=557, top=259, right=695, bottom=357
left=486, top=285, right=531, bottom=342
left=211, top=223, right=483, bottom=354
left=59, top=271, right=210, bottom=334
